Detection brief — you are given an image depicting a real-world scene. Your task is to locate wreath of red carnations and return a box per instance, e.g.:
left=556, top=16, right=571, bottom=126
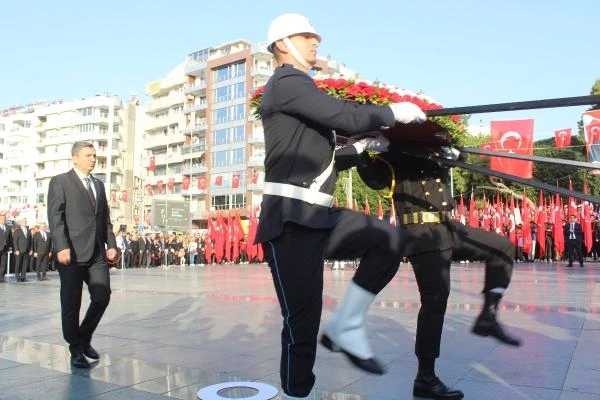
left=250, top=77, right=466, bottom=146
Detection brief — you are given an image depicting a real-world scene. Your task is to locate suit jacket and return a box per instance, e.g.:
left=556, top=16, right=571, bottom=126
left=256, top=64, right=396, bottom=243
left=138, top=236, right=148, bottom=253
left=33, top=231, right=52, bottom=256
left=47, top=168, right=117, bottom=263
left=563, top=222, right=583, bottom=243
left=0, top=224, right=11, bottom=252
left=13, top=225, right=32, bottom=253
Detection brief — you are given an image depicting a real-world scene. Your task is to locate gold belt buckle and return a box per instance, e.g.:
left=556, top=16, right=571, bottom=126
left=420, top=212, right=440, bottom=223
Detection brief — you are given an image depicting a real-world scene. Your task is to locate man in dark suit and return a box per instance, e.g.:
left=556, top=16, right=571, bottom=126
left=128, top=233, right=140, bottom=267
left=0, top=213, right=12, bottom=283
left=138, top=233, right=148, bottom=267
left=563, top=214, right=584, bottom=268
left=13, top=217, right=32, bottom=282
left=33, top=222, right=52, bottom=281
left=47, top=141, right=118, bottom=369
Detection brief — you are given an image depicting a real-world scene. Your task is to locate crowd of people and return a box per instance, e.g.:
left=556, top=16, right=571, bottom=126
left=112, top=230, right=265, bottom=269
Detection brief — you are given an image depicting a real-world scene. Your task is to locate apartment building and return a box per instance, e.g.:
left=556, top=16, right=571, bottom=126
left=0, top=95, right=137, bottom=225
left=142, top=38, right=356, bottom=231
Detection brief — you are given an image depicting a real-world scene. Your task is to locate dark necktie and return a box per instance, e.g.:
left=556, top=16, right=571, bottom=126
left=84, top=177, right=97, bottom=211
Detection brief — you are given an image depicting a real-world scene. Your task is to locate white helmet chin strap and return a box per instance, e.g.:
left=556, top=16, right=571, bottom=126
left=283, top=37, right=312, bottom=71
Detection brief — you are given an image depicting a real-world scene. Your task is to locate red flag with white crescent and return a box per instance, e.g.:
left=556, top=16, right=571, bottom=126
left=490, top=119, right=535, bottom=178
left=554, top=128, right=572, bottom=150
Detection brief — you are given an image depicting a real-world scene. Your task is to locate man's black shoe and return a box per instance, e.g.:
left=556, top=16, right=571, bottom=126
left=566, top=264, right=573, bottom=268
left=320, top=334, right=385, bottom=375
left=413, top=376, right=464, bottom=399
left=83, top=346, right=99, bottom=360
left=71, top=353, right=90, bottom=369
left=472, top=318, right=521, bottom=346
left=580, top=264, right=585, bottom=268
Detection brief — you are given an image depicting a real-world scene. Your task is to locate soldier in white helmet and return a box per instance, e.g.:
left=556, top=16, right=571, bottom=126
left=255, top=13, right=427, bottom=398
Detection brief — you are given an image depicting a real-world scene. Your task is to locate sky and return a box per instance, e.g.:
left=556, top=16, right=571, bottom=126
left=1, top=0, right=597, bottom=140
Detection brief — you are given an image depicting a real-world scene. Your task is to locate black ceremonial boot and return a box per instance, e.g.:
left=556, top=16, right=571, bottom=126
left=472, top=292, right=522, bottom=347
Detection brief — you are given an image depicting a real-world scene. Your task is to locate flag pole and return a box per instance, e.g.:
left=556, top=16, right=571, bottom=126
left=425, top=95, right=600, bottom=117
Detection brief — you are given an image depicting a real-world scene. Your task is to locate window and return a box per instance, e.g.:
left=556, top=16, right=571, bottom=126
left=214, top=108, right=228, bottom=124
left=211, top=195, right=230, bottom=210
left=214, top=86, right=230, bottom=102
left=78, top=123, right=94, bottom=133
left=231, top=194, right=246, bottom=208
left=232, top=148, right=245, bottom=165
left=212, top=150, right=227, bottom=167
left=233, top=82, right=245, bottom=99
left=79, top=107, right=93, bottom=117
left=214, top=61, right=246, bottom=82
left=233, top=104, right=245, bottom=120
left=100, top=109, right=109, bottom=118
left=213, top=129, right=229, bottom=145
left=233, top=126, right=245, bottom=142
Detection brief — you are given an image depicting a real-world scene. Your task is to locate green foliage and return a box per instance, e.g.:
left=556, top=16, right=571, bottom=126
left=333, top=168, right=393, bottom=215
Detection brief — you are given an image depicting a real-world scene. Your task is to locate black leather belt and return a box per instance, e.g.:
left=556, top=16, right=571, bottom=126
left=401, top=211, right=452, bottom=225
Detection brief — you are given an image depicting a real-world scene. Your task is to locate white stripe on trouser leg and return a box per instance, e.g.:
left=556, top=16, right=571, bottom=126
left=323, top=281, right=375, bottom=359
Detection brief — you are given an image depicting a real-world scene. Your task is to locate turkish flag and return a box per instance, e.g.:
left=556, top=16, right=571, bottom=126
left=167, top=178, right=175, bottom=192
left=251, top=170, right=259, bottom=184
left=148, top=156, right=155, bottom=171
left=568, top=180, right=578, bottom=218
left=490, top=119, right=534, bottom=179
left=111, top=191, right=117, bottom=202
left=479, top=142, right=493, bottom=159
left=232, top=174, right=240, bottom=188
left=157, top=180, right=164, bottom=193
left=377, top=198, right=384, bottom=220
left=120, top=190, right=128, bottom=202
left=364, top=198, right=370, bottom=216
left=582, top=110, right=600, bottom=170
left=215, top=175, right=223, bottom=186
left=468, top=192, right=478, bottom=228
left=536, top=189, right=546, bottom=258
left=554, top=128, right=572, bottom=150
left=182, top=176, right=190, bottom=190
left=146, top=184, right=154, bottom=197
left=198, top=176, right=207, bottom=190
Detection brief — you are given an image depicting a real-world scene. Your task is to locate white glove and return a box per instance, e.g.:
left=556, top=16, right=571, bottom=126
left=439, top=146, right=460, bottom=160
left=352, top=133, right=390, bottom=153
left=389, top=102, right=427, bottom=124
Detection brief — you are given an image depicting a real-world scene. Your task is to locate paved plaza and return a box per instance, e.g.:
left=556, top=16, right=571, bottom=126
left=0, top=261, right=599, bottom=400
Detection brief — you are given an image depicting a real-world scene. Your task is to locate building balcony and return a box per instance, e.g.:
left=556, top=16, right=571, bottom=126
left=251, top=67, right=273, bottom=79
left=96, top=148, right=121, bottom=159
left=181, top=123, right=208, bottom=135
left=35, top=169, right=56, bottom=179
left=186, top=165, right=208, bottom=174
left=181, top=144, right=206, bottom=155
left=183, top=81, right=207, bottom=95
left=183, top=102, right=207, bottom=114
left=181, top=188, right=207, bottom=197
left=145, top=94, right=186, bottom=114
left=145, top=117, right=171, bottom=132
left=251, top=44, right=271, bottom=59
left=185, top=60, right=207, bottom=76
left=247, top=183, right=263, bottom=192
left=248, top=134, right=264, bottom=144
left=247, top=154, right=265, bottom=168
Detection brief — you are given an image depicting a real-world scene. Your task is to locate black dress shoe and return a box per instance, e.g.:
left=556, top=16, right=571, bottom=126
left=580, top=264, right=585, bottom=268
left=472, top=318, right=522, bottom=346
left=320, top=334, right=385, bottom=375
left=566, top=264, right=573, bottom=268
left=83, top=346, right=99, bottom=360
left=71, top=353, right=90, bottom=369
left=413, top=376, right=464, bottom=399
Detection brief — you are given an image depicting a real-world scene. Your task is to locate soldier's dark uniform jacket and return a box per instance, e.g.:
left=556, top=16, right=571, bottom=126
left=255, top=63, right=395, bottom=243
left=357, top=150, right=457, bottom=256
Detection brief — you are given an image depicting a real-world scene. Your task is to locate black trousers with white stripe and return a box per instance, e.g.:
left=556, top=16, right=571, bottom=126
left=263, top=209, right=405, bottom=397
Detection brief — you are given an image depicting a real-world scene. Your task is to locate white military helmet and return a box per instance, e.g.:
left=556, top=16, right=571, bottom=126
left=267, top=13, right=321, bottom=53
